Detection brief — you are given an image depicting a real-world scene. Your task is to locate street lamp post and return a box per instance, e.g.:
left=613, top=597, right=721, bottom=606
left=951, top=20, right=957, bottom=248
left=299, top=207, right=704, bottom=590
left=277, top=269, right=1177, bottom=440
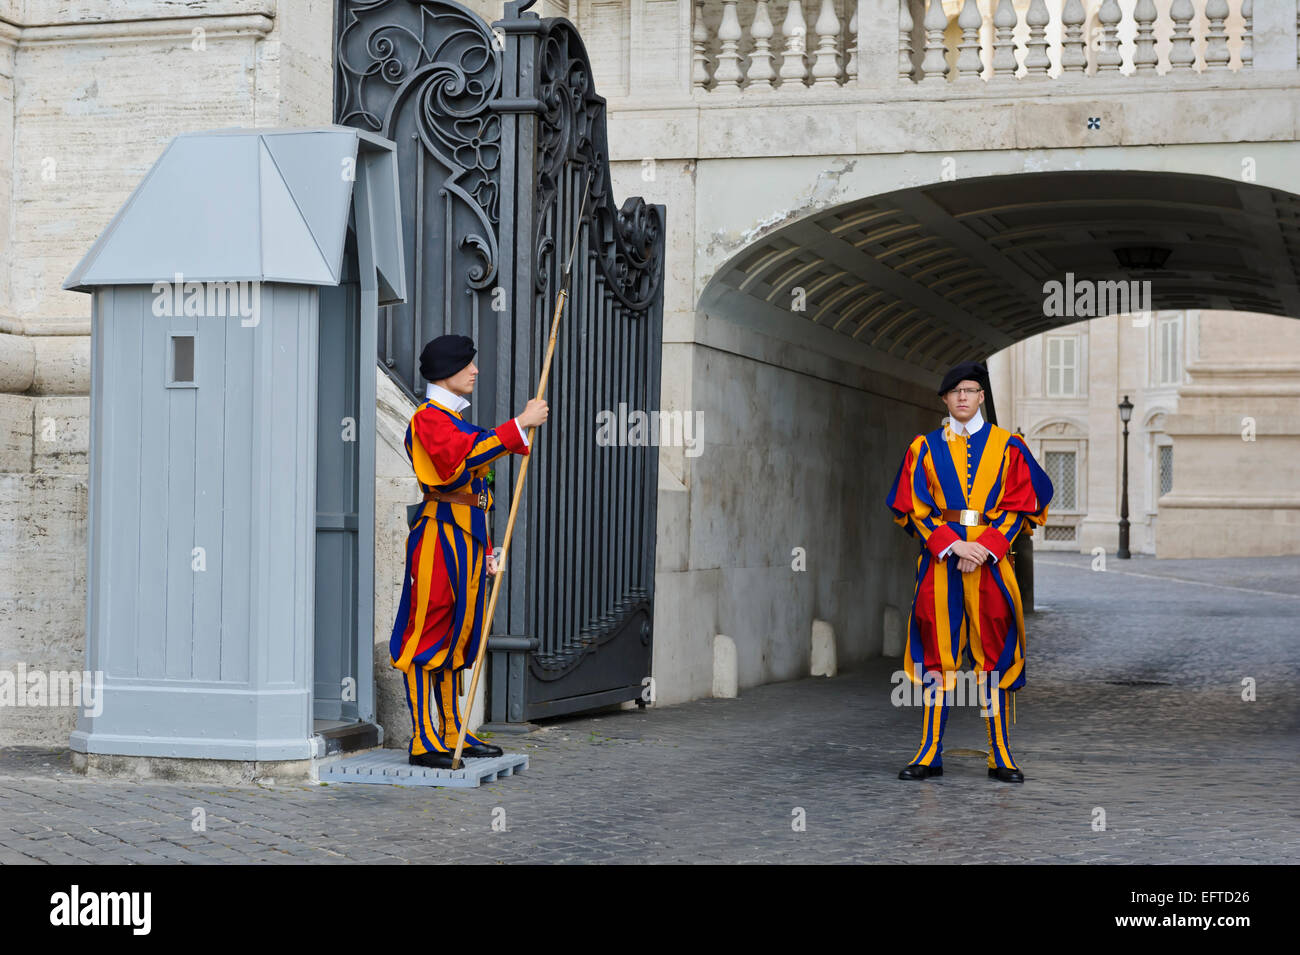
left=1118, top=394, right=1134, bottom=559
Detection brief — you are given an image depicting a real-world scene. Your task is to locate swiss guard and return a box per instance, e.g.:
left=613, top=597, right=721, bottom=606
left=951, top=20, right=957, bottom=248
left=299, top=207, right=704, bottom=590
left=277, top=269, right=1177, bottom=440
left=389, top=334, right=548, bottom=768
left=884, top=361, right=1053, bottom=783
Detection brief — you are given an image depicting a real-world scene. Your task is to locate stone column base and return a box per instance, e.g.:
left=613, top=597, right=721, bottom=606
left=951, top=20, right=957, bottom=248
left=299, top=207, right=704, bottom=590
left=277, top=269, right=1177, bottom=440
left=71, top=751, right=315, bottom=786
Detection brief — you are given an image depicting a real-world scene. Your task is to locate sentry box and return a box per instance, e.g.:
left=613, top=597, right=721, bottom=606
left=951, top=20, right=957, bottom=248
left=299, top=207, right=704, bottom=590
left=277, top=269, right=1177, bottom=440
left=62, top=127, right=406, bottom=761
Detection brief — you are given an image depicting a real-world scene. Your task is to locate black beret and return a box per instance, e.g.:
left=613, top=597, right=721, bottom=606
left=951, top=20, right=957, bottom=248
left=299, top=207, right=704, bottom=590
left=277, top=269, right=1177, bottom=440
left=420, top=334, right=475, bottom=382
left=938, top=360, right=988, bottom=396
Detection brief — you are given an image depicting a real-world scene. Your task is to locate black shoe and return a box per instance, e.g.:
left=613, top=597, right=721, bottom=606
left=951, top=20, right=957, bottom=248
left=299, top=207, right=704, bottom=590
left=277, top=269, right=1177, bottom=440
left=898, top=763, right=943, bottom=780
left=408, top=751, right=456, bottom=769
left=988, top=766, right=1024, bottom=783
left=459, top=742, right=503, bottom=759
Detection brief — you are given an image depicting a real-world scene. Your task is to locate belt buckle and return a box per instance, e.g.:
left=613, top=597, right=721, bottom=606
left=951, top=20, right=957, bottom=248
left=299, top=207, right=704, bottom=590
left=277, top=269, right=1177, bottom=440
left=960, top=509, right=980, bottom=527
left=477, top=491, right=488, bottom=510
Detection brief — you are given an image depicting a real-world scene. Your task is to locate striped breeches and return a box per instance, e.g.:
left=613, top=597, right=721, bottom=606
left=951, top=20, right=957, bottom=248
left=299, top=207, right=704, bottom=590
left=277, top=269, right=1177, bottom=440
left=389, top=513, right=488, bottom=672
left=905, top=549, right=1027, bottom=691
left=400, top=666, right=487, bottom=756
left=388, top=511, right=492, bottom=756
left=910, top=673, right=1018, bottom=770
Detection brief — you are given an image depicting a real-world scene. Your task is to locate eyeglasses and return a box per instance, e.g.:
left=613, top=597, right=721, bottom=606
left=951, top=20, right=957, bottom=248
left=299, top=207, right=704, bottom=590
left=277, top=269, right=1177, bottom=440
left=947, top=387, right=983, bottom=397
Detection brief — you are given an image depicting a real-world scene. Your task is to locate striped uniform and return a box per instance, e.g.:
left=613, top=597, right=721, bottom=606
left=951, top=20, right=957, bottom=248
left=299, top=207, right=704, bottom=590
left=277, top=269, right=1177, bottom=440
left=389, top=397, right=530, bottom=756
left=885, top=418, right=1052, bottom=770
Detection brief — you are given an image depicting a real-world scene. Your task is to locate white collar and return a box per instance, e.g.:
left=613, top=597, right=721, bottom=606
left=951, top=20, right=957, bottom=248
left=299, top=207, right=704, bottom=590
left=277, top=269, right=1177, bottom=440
left=949, top=407, right=985, bottom=438
left=425, top=381, right=470, bottom=414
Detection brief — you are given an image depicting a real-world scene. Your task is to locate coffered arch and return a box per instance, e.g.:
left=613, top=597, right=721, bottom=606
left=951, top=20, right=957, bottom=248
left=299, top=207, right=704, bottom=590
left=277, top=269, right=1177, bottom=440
left=699, top=170, right=1300, bottom=380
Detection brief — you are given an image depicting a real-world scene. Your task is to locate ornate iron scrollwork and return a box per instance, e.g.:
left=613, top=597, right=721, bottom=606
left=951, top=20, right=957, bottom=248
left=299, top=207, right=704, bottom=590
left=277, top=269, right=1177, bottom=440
left=336, top=0, right=503, bottom=322
left=532, top=21, right=664, bottom=312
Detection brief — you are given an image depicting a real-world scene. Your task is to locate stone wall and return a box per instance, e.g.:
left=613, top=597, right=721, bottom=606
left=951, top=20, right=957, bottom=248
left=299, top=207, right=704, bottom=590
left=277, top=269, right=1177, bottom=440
left=0, top=393, right=87, bottom=744
left=654, top=324, right=934, bottom=704
left=0, top=0, right=333, bottom=745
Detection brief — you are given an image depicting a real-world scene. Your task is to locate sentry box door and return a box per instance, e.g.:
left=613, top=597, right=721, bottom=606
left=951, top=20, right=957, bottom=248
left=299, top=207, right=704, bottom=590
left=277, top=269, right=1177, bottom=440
left=315, top=135, right=395, bottom=736
left=314, top=220, right=377, bottom=726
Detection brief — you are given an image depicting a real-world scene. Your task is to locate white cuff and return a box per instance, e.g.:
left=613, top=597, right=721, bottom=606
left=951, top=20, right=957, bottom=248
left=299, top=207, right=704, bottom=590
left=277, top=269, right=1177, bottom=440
left=941, top=545, right=997, bottom=562
left=514, top=417, right=530, bottom=448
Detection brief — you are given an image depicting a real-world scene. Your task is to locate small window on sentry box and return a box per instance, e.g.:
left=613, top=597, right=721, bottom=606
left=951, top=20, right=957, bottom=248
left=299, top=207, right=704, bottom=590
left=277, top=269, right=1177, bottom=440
left=168, top=334, right=196, bottom=387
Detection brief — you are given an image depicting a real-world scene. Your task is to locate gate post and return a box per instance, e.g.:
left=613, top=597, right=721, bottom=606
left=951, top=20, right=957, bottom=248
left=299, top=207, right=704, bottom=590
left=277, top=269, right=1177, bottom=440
left=484, top=0, right=549, bottom=726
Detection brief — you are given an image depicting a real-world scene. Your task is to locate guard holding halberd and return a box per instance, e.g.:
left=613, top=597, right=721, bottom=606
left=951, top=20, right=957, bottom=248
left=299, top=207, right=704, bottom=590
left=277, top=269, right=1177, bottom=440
left=389, top=334, right=548, bottom=769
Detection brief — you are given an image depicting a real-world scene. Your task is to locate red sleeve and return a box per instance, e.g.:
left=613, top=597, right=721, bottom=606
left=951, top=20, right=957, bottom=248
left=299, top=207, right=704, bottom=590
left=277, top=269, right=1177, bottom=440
left=979, top=524, right=1012, bottom=561
left=499, top=417, right=529, bottom=455
left=927, top=524, right=961, bottom=559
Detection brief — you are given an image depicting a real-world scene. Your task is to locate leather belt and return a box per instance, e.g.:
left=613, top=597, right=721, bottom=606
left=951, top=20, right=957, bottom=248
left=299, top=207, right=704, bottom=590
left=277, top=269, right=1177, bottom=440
left=423, top=489, right=489, bottom=510
left=941, top=508, right=988, bottom=527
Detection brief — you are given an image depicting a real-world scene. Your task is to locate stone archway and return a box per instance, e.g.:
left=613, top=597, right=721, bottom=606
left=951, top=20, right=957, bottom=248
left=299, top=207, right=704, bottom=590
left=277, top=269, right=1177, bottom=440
left=676, top=166, right=1300, bottom=692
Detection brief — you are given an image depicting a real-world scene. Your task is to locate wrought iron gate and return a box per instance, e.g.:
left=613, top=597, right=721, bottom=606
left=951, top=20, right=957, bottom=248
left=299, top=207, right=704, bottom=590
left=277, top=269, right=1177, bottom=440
left=334, top=0, right=666, bottom=722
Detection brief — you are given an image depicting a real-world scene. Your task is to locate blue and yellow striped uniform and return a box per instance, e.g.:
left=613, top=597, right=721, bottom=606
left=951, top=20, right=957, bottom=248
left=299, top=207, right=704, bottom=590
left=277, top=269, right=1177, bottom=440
left=388, top=397, right=530, bottom=756
left=886, top=416, right=1053, bottom=770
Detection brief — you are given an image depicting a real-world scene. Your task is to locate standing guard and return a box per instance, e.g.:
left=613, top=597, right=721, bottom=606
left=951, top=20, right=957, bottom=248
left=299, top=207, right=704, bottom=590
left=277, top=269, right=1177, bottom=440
left=389, top=334, right=549, bottom=769
left=885, top=361, right=1053, bottom=783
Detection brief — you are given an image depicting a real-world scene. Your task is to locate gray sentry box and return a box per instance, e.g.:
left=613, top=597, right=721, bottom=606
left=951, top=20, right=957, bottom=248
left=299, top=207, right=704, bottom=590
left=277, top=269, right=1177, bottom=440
left=62, top=127, right=406, bottom=761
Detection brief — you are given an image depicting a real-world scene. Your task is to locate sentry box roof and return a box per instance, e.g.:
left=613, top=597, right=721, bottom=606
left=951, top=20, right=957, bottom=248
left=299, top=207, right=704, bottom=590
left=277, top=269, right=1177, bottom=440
left=63, top=126, right=406, bottom=305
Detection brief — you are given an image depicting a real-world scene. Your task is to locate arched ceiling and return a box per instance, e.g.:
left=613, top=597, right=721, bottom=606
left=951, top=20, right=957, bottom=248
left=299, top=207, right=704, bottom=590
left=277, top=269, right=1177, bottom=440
left=699, top=171, right=1300, bottom=375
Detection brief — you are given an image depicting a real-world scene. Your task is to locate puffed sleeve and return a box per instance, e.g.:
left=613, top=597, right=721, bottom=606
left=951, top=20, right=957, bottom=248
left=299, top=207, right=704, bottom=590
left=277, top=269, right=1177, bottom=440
left=410, top=409, right=531, bottom=489
left=978, top=435, right=1054, bottom=561
left=886, top=434, right=961, bottom=559
left=410, top=407, right=477, bottom=487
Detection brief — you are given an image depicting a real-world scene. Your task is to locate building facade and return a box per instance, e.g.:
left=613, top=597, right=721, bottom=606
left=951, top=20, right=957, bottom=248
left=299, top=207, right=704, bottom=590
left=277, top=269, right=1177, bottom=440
left=990, top=308, right=1300, bottom=556
left=990, top=310, right=1190, bottom=555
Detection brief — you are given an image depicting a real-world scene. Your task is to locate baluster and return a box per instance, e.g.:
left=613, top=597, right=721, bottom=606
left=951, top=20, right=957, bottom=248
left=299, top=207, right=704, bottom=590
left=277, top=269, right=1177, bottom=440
left=1240, top=0, right=1253, bottom=69
left=1024, top=0, right=1050, bottom=77
left=920, top=0, right=949, bottom=83
left=1168, top=0, right=1195, bottom=71
left=1055, top=0, right=1086, bottom=75
left=749, top=0, right=778, bottom=89
left=691, top=0, right=712, bottom=90
left=779, top=0, right=811, bottom=87
left=847, top=5, right=859, bottom=83
left=1205, top=0, right=1230, bottom=71
left=1060, top=0, right=1086, bottom=75
left=1133, top=0, right=1157, bottom=73
left=812, top=0, right=842, bottom=85
left=899, top=0, right=916, bottom=82
left=1096, top=0, right=1122, bottom=73
left=956, top=0, right=983, bottom=80
left=992, top=0, right=1017, bottom=79
left=714, top=0, right=744, bottom=88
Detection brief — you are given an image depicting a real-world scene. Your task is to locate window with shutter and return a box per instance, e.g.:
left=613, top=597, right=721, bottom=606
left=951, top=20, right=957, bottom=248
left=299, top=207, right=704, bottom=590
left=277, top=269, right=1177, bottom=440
left=1157, top=317, right=1182, bottom=386
left=1044, top=450, right=1077, bottom=510
left=1045, top=336, right=1078, bottom=397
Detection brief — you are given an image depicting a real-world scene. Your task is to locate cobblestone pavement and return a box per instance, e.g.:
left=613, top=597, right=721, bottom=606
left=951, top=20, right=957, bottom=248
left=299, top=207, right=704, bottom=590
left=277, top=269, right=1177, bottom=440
left=1, top=554, right=1297, bottom=864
